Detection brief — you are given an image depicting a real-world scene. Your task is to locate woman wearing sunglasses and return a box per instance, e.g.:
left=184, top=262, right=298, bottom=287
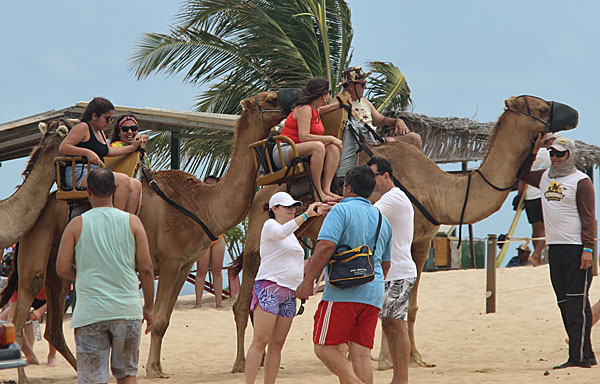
left=109, top=115, right=149, bottom=147
left=59, top=98, right=143, bottom=214
left=245, top=192, right=325, bottom=384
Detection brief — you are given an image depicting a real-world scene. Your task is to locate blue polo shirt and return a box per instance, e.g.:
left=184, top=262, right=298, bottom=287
left=318, top=197, right=392, bottom=309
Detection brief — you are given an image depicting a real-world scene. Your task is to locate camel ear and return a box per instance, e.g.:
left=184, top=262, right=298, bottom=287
left=240, top=97, right=254, bottom=111
left=504, top=96, right=519, bottom=111
left=57, top=125, right=69, bottom=137
left=38, top=122, right=47, bottom=134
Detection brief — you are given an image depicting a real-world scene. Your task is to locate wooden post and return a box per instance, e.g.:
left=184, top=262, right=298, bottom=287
left=486, top=234, right=497, bottom=314
left=462, top=161, right=476, bottom=268
left=170, top=127, right=181, bottom=170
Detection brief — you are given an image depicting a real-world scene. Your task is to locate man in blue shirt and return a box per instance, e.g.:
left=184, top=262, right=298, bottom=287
left=297, top=165, right=392, bottom=384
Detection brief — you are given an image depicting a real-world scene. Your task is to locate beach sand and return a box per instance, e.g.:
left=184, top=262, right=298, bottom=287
left=2, top=264, right=599, bottom=383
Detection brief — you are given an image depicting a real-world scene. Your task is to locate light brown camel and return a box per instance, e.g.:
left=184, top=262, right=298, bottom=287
left=0, top=120, right=68, bottom=249
left=10, top=91, right=288, bottom=382
left=230, top=95, right=579, bottom=373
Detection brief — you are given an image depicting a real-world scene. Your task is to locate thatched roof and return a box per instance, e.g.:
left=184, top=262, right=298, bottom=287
left=389, top=111, right=600, bottom=169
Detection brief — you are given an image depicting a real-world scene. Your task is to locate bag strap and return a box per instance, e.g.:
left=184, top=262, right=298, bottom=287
left=372, top=211, right=383, bottom=253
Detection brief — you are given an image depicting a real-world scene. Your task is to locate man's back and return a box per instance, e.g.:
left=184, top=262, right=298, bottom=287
left=72, top=207, right=141, bottom=328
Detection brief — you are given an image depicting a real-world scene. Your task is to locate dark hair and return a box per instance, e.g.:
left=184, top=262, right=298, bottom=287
left=366, top=156, right=394, bottom=179
left=344, top=165, right=376, bottom=198
left=263, top=203, right=275, bottom=219
left=0, top=244, right=18, bottom=308
left=110, top=114, right=137, bottom=142
left=87, top=168, right=115, bottom=197
left=294, top=77, right=330, bottom=107
left=81, top=97, right=114, bottom=122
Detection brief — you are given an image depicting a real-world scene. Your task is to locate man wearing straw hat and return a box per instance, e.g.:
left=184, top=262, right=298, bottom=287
left=521, top=135, right=596, bottom=369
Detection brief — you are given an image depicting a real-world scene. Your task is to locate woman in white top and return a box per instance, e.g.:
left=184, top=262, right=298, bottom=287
left=245, top=192, right=325, bottom=384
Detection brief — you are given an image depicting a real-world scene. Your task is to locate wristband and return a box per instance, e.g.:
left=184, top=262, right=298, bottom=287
left=300, top=213, right=308, bottom=221
left=583, top=247, right=593, bottom=254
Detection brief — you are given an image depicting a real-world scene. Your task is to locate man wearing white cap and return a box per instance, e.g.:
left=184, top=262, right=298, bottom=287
left=521, top=135, right=596, bottom=369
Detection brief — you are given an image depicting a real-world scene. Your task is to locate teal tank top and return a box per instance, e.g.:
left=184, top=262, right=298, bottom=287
left=71, top=207, right=142, bottom=328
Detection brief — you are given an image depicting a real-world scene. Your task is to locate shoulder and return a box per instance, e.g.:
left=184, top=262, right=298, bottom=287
left=64, top=216, right=82, bottom=237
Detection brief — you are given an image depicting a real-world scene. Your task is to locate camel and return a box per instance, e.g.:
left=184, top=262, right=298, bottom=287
left=9, top=91, right=289, bottom=382
left=230, top=95, right=579, bottom=373
left=0, top=120, right=69, bottom=249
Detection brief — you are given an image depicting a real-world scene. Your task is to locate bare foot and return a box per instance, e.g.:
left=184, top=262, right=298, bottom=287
left=47, top=354, right=57, bottom=367
left=193, top=305, right=202, bottom=309
left=528, top=256, right=540, bottom=267
left=26, top=354, right=40, bottom=365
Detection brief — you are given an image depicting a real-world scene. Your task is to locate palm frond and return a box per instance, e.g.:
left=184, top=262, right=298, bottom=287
left=366, top=61, right=412, bottom=111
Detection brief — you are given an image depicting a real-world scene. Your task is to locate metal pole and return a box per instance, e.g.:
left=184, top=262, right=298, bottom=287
left=170, top=127, right=181, bottom=170
left=486, top=234, right=497, bottom=314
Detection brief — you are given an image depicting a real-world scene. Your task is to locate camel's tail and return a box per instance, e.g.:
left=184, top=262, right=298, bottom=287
left=228, top=252, right=243, bottom=278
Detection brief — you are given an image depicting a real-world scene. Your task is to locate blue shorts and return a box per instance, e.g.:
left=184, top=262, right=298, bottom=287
left=64, top=163, right=100, bottom=189
left=251, top=280, right=296, bottom=318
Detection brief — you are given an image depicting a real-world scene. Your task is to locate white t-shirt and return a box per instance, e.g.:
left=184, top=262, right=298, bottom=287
left=539, top=169, right=589, bottom=245
left=374, top=188, right=417, bottom=281
left=256, top=218, right=304, bottom=290
left=524, top=148, right=551, bottom=200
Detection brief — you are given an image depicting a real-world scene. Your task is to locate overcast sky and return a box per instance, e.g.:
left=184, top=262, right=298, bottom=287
left=1, top=1, right=599, bottom=265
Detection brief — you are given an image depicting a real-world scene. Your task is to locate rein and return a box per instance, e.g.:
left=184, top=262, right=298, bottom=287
left=139, top=160, right=218, bottom=242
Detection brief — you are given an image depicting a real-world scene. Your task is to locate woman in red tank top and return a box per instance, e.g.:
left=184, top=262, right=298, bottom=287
left=278, top=77, right=342, bottom=200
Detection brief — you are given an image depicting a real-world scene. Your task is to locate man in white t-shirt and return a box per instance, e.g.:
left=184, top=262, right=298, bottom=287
left=368, top=156, right=416, bottom=384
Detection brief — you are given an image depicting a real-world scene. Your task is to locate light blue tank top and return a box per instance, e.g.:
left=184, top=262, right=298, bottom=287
left=71, top=207, right=142, bottom=328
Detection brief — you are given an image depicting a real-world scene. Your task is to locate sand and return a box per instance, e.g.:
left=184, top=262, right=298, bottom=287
left=1, top=264, right=599, bottom=383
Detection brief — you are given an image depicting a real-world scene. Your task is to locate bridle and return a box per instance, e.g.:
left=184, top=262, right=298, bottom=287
left=456, top=95, right=554, bottom=247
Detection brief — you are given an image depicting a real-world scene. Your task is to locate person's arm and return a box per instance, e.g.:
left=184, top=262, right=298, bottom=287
left=268, top=202, right=325, bottom=240
left=59, top=123, right=104, bottom=165
left=56, top=217, right=82, bottom=281
left=107, top=137, right=141, bottom=157
left=296, top=239, right=337, bottom=300
left=576, top=178, right=595, bottom=269
left=130, top=214, right=154, bottom=334
left=296, top=105, right=340, bottom=145
left=382, top=261, right=391, bottom=279
left=367, top=99, right=409, bottom=135
left=28, top=303, right=48, bottom=322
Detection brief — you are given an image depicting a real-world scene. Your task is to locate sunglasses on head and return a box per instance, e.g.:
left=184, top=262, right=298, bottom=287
left=104, top=115, right=115, bottom=123
left=121, top=125, right=139, bottom=133
left=550, top=149, right=568, bottom=158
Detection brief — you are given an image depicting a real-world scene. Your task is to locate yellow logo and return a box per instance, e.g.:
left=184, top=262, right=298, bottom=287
left=544, top=181, right=564, bottom=201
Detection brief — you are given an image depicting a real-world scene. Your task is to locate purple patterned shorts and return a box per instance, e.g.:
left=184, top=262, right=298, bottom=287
left=251, top=280, right=297, bottom=318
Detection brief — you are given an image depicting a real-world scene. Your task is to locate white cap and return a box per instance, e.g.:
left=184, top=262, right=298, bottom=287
left=269, top=192, right=302, bottom=209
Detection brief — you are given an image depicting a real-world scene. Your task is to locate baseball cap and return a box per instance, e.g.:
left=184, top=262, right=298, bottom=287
left=269, top=192, right=302, bottom=209
left=339, top=66, right=371, bottom=87
left=550, top=136, right=576, bottom=152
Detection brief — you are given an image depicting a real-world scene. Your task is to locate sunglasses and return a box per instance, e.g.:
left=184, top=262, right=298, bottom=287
left=104, top=115, right=115, bottom=123
left=297, top=299, right=306, bottom=316
left=549, top=150, right=568, bottom=158
left=121, top=125, right=139, bottom=133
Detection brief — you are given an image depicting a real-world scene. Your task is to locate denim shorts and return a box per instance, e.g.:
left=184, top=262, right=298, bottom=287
left=251, top=279, right=297, bottom=318
left=74, top=319, right=142, bottom=383
left=64, top=163, right=100, bottom=189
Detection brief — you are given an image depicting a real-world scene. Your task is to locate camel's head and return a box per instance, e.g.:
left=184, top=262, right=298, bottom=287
left=240, top=89, right=301, bottom=135
left=504, top=95, right=578, bottom=135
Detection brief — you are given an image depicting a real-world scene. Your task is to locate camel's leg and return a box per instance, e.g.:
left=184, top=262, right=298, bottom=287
left=146, top=260, right=195, bottom=378
left=231, top=249, right=260, bottom=373
left=44, top=248, right=76, bottom=370
left=376, top=329, right=393, bottom=370
left=407, top=239, right=436, bottom=368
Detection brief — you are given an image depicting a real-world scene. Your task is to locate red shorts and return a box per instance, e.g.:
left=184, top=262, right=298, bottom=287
left=312, top=301, right=380, bottom=349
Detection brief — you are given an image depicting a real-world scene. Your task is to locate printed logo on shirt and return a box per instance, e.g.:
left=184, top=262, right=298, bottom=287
left=544, top=181, right=564, bottom=201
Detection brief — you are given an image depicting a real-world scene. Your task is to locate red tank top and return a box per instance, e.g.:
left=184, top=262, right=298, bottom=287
left=281, top=106, right=325, bottom=144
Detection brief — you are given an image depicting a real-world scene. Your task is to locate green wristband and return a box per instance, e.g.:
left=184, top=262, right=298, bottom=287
left=583, top=247, right=593, bottom=254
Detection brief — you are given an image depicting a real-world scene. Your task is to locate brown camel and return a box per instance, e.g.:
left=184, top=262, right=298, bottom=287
left=10, top=91, right=288, bottom=382
left=0, top=120, right=68, bottom=249
left=230, top=95, right=579, bottom=373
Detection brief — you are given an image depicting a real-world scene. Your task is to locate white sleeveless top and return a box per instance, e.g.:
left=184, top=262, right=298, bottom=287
left=539, top=169, right=589, bottom=245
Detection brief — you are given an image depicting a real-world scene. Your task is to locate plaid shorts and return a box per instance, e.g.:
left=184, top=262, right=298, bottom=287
left=74, top=319, right=142, bottom=383
left=379, top=277, right=415, bottom=321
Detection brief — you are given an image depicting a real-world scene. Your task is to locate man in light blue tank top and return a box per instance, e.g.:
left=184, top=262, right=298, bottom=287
left=57, top=168, right=154, bottom=384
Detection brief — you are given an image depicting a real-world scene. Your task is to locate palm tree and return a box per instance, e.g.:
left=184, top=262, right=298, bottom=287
left=129, top=0, right=411, bottom=175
